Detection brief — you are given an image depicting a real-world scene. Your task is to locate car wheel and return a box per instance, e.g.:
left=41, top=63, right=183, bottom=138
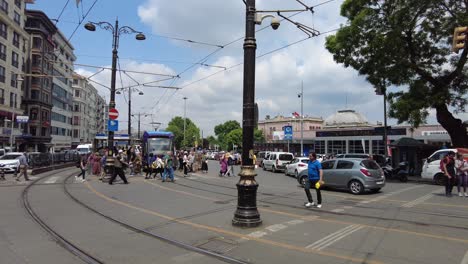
left=300, top=175, right=307, bottom=188
left=263, top=164, right=266, bottom=171
left=272, top=166, right=277, bottom=173
left=349, top=180, right=364, bottom=195
left=294, top=170, right=299, bottom=178
left=434, top=173, right=446, bottom=186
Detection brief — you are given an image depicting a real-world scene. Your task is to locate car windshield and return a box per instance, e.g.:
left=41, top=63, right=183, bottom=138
left=0, top=154, right=21, bottom=160
left=300, top=159, right=309, bottom=163
left=279, top=154, right=293, bottom=161
left=361, top=160, right=380, bottom=170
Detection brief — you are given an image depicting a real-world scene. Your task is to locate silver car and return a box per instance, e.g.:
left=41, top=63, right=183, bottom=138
left=297, top=158, right=385, bottom=194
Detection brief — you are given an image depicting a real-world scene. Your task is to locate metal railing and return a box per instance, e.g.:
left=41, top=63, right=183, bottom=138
left=27, top=152, right=81, bottom=169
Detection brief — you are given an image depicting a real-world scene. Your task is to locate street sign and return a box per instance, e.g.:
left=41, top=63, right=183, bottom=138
left=284, top=125, right=293, bottom=140
left=16, top=116, right=29, bottom=123
left=108, top=120, right=119, bottom=131
left=109, top=108, right=119, bottom=120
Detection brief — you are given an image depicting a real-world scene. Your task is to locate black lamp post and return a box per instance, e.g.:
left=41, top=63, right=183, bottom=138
left=233, top=0, right=262, bottom=227
left=84, top=19, right=145, bottom=177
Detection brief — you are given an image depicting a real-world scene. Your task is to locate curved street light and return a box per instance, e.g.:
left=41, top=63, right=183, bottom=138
left=84, top=19, right=145, bottom=178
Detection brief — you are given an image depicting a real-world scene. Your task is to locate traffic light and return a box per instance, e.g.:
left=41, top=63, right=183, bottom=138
left=452, top=26, right=467, bottom=53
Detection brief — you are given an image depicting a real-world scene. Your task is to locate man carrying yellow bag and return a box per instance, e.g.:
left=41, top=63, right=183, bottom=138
left=304, top=152, right=324, bottom=208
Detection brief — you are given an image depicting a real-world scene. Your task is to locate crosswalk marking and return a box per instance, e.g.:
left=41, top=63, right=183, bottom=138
left=44, top=176, right=60, bottom=184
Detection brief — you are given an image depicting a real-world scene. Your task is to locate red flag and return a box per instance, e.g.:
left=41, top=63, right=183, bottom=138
left=292, top=112, right=300, bottom=118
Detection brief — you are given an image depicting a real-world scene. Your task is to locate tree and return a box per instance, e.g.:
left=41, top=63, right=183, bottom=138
left=325, top=0, right=468, bottom=147
left=254, top=128, right=265, bottom=143
left=166, top=116, right=200, bottom=149
left=214, top=120, right=241, bottom=150
left=225, top=128, right=242, bottom=151
left=206, top=135, right=218, bottom=149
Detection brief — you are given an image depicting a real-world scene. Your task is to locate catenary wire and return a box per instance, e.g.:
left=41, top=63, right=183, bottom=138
left=67, top=0, right=99, bottom=41
left=53, top=0, right=70, bottom=25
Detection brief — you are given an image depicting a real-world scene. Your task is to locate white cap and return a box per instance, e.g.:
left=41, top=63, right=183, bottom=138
left=118, top=149, right=123, bottom=153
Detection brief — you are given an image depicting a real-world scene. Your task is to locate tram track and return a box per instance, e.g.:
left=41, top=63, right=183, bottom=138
left=61, top=175, right=249, bottom=264
left=175, top=175, right=468, bottom=231
left=22, top=171, right=105, bottom=264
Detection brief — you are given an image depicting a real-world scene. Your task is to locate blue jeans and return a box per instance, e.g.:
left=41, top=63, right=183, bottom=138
left=162, top=167, right=174, bottom=181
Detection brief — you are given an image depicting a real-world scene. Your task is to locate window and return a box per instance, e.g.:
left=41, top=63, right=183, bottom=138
left=74, top=104, right=79, bottom=112
left=32, top=37, right=42, bottom=49
left=336, top=160, right=354, bottom=169
left=0, top=88, right=4, bottom=104
left=0, top=21, right=6, bottom=39
left=73, top=129, right=79, bottom=138
left=10, top=72, right=17, bottom=87
left=15, top=0, right=20, bottom=8
left=41, top=110, right=48, bottom=121
left=73, top=79, right=78, bottom=85
left=0, top=0, right=8, bottom=14
left=73, top=116, right=80, bottom=125
left=13, top=11, right=20, bottom=25
left=0, top=43, right=5, bottom=61
left=0, top=65, right=5, bottom=83
left=30, top=126, right=37, bottom=136
left=74, top=89, right=80, bottom=97
left=12, top=32, right=19, bottom=48
left=11, top=51, right=18, bottom=68
left=9, top=92, right=16, bottom=107
left=321, top=161, right=335, bottom=170
left=41, top=127, right=47, bottom=137
left=31, top=90, right=40, bottom=100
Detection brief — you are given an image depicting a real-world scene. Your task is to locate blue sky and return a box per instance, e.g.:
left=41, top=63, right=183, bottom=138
left=28, top=0, right=466, bottom=136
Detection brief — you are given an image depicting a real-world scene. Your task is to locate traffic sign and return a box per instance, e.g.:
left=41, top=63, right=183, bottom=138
left=108, top=120, right=119, bottom=131
left=109, top=108, right=119, bottom=120
left=284, top=125, right=293, bottom=140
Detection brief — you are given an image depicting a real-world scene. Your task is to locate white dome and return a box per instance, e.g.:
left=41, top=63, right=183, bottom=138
left=324, top=110, right=369, bottom=127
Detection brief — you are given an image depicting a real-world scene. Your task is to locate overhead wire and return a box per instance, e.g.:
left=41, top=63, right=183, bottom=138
left=54, top=0, right=70, bottom=25
left=67, top=0, right=99, bottom=41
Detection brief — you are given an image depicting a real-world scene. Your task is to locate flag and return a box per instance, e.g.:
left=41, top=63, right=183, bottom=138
left=76, top=0, right=81, bottom=7
left=292, top=112, right=300, bottom=118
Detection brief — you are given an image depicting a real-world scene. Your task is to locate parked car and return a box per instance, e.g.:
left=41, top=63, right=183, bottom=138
left=421, top=148, right=468, bottom=185
left=285, top=157, right=309, bottom=177
left=0, top=152, right=23, bottom=173
left=296, top=158, right=385, bottom=194
left=262, top=152, right=294, bottom=172
left=335, top=153, right=371, bottom=159
left=256, top=151, right=270, bottom=167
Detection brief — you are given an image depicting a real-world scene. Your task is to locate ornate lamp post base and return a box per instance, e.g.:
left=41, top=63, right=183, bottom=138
left=232, top=165, right=262, bottom=227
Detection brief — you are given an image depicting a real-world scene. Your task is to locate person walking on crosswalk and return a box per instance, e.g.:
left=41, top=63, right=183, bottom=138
left=16, top=152, right=29, bottom=182
left=304, top=152, right=324, bottom=208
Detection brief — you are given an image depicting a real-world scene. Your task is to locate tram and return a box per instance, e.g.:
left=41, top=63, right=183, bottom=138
left=142, top=131, right=174, bottom=157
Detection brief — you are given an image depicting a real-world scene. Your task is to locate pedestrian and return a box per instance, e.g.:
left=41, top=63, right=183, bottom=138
left=183, top=151, right=189, bottom=176
left=178, top=151, right=184, bottom=171
left=134, top=153, right=142, bottom=175
left=188, top=152, right=194, bottom=173
left=152, top=155, right=165, bottom=179
left=87, top=152, right=94, bottom=175
left=99, top=153, right=107, bottom=181
left=162, top=151, right=175, bottom=182
left=92, top=152, right=101, bottom=176
left=227, top=153, right=235, bottom=176
left=75, top=154, right=87, bottom=183
left=145, top=153, right=156, bottom=179
left=109, top=150, right=129, bottom=185
left=442, top=151, right=456, bottom=197
left=219, top=154, right=228, bottom=177
left=304, top=152, right=324, bottom=208
left=455, top=153, right=468, bottom=197
left=201, top=154, right=208, bottom=173
left=16, top=152, right=30, bottom=182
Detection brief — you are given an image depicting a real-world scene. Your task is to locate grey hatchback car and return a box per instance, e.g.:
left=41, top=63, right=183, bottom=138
left=297, top=158, right=385, bottom=194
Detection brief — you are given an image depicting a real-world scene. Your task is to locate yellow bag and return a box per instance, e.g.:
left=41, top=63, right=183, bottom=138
left=315, top=181, right=324, bottom=189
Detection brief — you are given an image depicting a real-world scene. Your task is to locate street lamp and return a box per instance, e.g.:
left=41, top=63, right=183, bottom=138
left=84, top=19, right=145, bottom=177
left=183, top=97, right=187, bottom=148
left=375, top=85, right=388, bottom=156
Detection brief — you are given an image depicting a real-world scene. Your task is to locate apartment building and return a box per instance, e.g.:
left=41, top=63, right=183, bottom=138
left=0, top=0, right=29, bottom=149
left=71, top=73, right=104, bottom=148
left=50, top=30, right=75, bottom=151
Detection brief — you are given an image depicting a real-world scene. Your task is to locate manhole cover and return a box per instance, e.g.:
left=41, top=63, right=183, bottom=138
left=196, top=238, right=238, bottom=254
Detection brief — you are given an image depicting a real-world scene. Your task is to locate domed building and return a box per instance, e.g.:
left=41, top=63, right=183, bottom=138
left=324, top=110, right=372, bottom=128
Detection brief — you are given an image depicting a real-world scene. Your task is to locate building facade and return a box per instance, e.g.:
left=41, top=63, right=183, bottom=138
left=0, top=0, right=29, bottom=149
left=50, top=30, right=75, bottom=151
left=71, top=73, right=103, bottom=148
left=20, top=9, right=55, bottom=152
left=256, top=109, right=452, bottom=156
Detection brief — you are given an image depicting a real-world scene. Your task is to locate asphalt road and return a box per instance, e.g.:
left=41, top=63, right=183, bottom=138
left=1, top=160, right=468, bottom=264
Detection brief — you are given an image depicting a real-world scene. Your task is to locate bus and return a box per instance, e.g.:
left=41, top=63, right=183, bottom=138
left=142, top=131, right=174, bottom=157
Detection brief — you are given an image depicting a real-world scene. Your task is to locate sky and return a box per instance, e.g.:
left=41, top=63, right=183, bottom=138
left=29, top=0, right=467, bottom=136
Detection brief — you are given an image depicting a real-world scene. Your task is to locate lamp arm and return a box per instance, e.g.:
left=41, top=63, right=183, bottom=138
left=92, top=21, right=115, bottom=34
left=119, top=26, right=142, bottom=35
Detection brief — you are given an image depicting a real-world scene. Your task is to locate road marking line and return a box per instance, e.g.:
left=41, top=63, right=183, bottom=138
left=331, top=209, right=345, bottom=213
left=44, top=176, right=60, bottom=184
left=286, top=219, right=305, bottom=225
left=265, top=224, right=288, bottom=232
left=247, top=231, right=268, bottom=238
left=316, top=226, right=364, bottom=251
left=461, top=249, right=468, bottom=264
left=343, top=206, right=354, bottom=209
left=141, top=178, right=468, bottom=244
left=85, top=183, right=382, bottom=264
left=402, top=193, right=434, bottom=208
left=306, top=225, right=360, bottom=250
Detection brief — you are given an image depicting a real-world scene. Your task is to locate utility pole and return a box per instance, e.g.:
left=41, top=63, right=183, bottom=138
left=183, top=97, right=187, bottom=147
left=300, top=81, right=304, bottom=156
left=128, top=87, right=132, bottom=146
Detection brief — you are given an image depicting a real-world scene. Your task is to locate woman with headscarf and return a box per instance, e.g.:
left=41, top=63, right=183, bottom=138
left=219, top=154, right=228, bottom=177
left=92, top=152, right=101, bottom=175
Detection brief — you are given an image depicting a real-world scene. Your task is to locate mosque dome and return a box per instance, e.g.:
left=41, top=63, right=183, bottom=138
left=324, top=109, right=369, bottom=128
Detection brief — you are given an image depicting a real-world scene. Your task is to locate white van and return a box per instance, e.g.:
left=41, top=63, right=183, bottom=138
left=76, top=144, right=93, bottom=155
left=421, top=148, right=468, bottom=185
left=262, top=152, right=294, bottom=172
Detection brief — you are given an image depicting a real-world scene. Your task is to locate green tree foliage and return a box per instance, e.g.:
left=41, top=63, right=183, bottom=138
left=214, top=120, right=241, bottom=149
left=206, top=135, right=218, bottom=149
left=254, top=128, right=265, bottom=143
left=225, top=128, right=242, bottom=151
left=166, top=116, right=200, bottom=149
left=325, top=0, right=468, bottom=146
